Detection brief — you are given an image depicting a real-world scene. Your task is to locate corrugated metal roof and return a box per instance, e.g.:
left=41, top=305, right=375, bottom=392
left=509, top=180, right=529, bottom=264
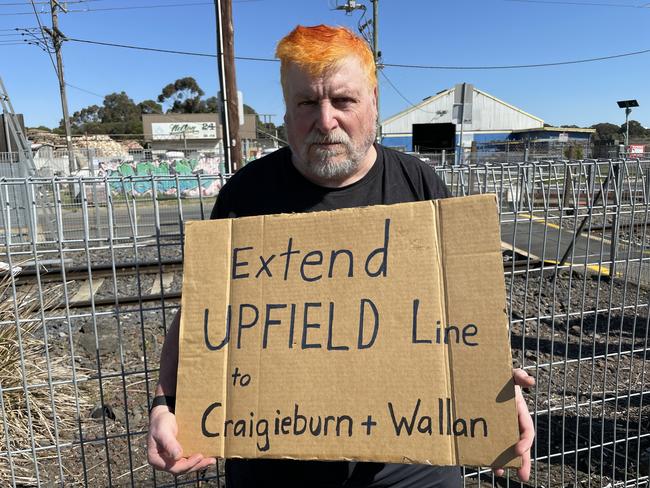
left=380, top=85, right=544, bottom=128
left=381, top=88, right=454, bottom=126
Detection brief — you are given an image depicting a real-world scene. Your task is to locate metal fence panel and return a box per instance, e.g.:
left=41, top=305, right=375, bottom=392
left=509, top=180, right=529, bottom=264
left=0, top=153, right=33, bottom=242
left=0, top=161, right=649, bottom=487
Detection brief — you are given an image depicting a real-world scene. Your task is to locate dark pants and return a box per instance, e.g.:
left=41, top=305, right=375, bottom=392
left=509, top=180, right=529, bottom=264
left=226, top=459, right=462, bottom=488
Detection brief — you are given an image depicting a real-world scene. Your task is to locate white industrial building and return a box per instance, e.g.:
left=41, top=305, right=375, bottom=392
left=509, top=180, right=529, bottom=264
left=380, top=84, right=593, bottom=158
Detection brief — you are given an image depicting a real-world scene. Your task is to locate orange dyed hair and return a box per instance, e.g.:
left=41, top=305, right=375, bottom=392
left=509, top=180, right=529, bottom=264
left=275, top=25, right=376, bottom=89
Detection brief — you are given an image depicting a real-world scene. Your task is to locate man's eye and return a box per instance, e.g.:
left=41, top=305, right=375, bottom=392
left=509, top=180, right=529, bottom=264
left=298, top=100, right=316, bottom=106
left=333, top=98, right=355, bottom=107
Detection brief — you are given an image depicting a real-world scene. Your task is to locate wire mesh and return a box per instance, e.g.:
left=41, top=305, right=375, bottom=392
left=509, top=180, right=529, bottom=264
left=0, top=161, right=648, bottom=487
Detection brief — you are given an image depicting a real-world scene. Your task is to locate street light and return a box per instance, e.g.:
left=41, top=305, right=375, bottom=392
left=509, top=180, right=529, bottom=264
left=617, top=99, right=639, bottom=157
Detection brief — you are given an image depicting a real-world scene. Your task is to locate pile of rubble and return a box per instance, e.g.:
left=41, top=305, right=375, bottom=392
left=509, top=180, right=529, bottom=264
left=72, top=135, right=135, bottom=157
left=28, top=131, right=144, bottom=158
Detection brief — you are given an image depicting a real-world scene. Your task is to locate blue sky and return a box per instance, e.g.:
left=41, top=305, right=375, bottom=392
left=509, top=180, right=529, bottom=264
left=1, top=0, right=648, bottom=130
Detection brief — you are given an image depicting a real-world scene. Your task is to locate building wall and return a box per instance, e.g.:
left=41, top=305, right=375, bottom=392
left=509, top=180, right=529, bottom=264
left=381, top=87, right=544, bottom=137
left=0, top=114, right=26, bottom=152
left=142, top=113, right=258, bottom=151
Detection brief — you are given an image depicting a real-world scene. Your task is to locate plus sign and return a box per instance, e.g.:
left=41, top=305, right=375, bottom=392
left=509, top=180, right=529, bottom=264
left=361, top=415, right=377, bottom=435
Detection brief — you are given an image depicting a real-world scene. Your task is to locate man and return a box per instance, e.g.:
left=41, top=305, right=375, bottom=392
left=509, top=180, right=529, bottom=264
left=148, top=24, right=535, bottom=487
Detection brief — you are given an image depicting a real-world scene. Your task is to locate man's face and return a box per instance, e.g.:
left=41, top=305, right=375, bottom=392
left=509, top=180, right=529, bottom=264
left=282, top=56, right=377, bottom=186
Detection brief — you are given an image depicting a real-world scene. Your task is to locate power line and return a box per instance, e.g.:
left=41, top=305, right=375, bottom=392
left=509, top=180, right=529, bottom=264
left=383, top=47, right=650, bottom=70
left=65, top=82, right=104, bottom=98
left=66, top=36, right=278, bottom=62
left=67, top=2, right=214, bottom=13
left=68, top=37, right=217, bottom=57
left=0, top=0, right=258, bottom=15
left=379, top=71, right=438, bottom=115
left=28, top=0, right=57, bottom=74
left=506, top=0, right=650, bottom=8
left=62, top=36, right=650, bottom=71
left=0, top=0, right=98, bottom=6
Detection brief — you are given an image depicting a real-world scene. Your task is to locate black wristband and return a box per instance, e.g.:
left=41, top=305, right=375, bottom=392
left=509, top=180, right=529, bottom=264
left=150, top=395, right=176, bottom=414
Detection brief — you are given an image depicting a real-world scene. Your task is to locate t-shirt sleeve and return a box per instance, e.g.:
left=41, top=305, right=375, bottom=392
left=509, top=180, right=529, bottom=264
left=209, top=183, right=230, bottom=220
left=423, top=168, right=451, bottom=200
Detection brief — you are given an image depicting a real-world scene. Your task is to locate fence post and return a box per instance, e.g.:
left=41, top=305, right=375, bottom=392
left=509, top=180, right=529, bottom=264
left=609, top=162, right=622, bottom=279
left=562, top=163, right=575, bottom=215
left=87, top=148, right=101, bottom=239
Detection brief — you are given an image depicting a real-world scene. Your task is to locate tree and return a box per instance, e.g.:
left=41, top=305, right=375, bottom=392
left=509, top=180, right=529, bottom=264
left=158, top=77, right=207, bottom=113
left=205, top=96, right=219, bottom=113
left=62, top=92, right=142, bottom=135
left=620, top=120, right=648, bottom=139
left=54, top=79, right=259, bottom=138
left=102, top=92, right=139, bottom=123
left=100, top=92, right=142, bottom=134
left=590, top=122, right=621, bottom=142
left=70, top=105, right=102, bottom=131
left=61, top=104, right=103, bottom=134
left=138, top=99, right=163, bottom=115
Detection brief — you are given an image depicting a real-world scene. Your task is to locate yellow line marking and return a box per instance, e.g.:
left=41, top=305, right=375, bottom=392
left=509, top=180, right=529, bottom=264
left=516, top=212, right=650, bottom=256
left=517, top=212, right=562, bottom=230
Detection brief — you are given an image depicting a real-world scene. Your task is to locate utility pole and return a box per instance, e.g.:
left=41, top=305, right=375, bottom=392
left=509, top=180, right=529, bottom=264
left=44, top=0, right=76, bottom=174
left=371, top=0, right=381, bottom=142
left=214, top=0, right=241, bottom=173
left=336, top=0, right=381, bottom=142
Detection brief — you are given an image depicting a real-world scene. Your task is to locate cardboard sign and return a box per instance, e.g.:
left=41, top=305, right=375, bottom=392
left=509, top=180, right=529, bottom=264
left=175, top=194, right=520, bottom=468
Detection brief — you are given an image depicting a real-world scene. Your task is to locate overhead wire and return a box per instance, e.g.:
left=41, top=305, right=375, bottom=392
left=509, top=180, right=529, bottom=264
left=0, top=0, right=258, bottom=15
left=506, top=0, right=650, bottom=8
left=59, top=36, right=650, bottom=71
left=0, top=0, right=98, bottom=5
left=379, top=71, right=440, bottom=115
left=28, top=0, right=58, bottom=74
left=383, top=48, right=650, bottom=69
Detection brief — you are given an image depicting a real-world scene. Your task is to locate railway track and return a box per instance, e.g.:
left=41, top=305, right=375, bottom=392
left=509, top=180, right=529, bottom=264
left=6, top=257, right=550, bottom=311
left=9, top=259, right=184, bottom=310
left=13, top=259, right=183, bottom=282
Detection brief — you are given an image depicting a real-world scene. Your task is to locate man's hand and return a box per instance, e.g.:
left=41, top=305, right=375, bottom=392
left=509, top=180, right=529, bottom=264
left=147, top=406, right=217, bottom=475
left=494, top=368, right=535, bottom=481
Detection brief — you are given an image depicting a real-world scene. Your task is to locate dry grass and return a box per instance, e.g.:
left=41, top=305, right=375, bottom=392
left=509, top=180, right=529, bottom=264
left=0, top=267, right=90, bottom=486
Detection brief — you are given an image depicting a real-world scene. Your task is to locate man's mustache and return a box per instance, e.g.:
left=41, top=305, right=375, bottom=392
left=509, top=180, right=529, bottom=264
left=305, top=131, right=351, bottom=146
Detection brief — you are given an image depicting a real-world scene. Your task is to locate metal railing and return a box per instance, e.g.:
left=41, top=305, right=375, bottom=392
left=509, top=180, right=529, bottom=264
left=0, top=159, right=649, bottom=487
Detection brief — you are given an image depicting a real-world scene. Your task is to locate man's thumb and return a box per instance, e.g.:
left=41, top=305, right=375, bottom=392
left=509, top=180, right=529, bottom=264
left=157, top=430, right=182, bottom=460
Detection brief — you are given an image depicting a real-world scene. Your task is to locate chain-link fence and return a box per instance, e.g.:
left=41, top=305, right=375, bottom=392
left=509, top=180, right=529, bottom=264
left=1, top=160, right=649, bottom=487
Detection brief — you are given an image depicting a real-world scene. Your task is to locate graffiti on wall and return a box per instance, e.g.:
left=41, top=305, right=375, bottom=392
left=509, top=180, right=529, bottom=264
left=97, top=155, right=225, bottom=198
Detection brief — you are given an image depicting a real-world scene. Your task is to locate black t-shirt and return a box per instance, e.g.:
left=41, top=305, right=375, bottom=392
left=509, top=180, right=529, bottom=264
left=210, top=144, right=449, bottom=219
left=210, top=144, right=461, bottom=488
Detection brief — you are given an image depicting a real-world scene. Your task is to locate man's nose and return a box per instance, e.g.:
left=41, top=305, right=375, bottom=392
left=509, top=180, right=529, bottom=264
left=315, top=102, right=338, bottom=132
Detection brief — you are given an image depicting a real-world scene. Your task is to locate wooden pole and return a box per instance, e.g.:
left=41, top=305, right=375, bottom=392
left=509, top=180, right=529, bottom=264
left=49, top=0, right=77, bottom=174
left=215, top=0, right=241, bottom=172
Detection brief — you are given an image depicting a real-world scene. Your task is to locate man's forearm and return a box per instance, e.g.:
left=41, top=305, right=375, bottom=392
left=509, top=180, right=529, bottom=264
left=155, top=310, right=180, bottom=397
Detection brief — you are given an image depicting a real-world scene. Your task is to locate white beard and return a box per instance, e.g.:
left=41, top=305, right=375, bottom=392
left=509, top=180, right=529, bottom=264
left=297, top=127, right=376, bottom=181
